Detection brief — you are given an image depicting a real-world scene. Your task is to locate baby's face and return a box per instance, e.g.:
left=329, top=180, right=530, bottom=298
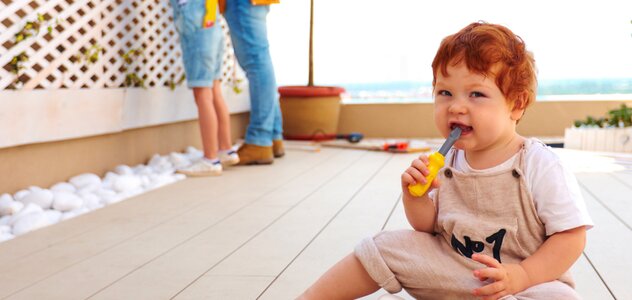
left=433, top=63, right=522, bottom=153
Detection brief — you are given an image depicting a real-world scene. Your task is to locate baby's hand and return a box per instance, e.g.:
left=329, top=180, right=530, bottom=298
left=401, top=154, right=440, bottom=195
left=471, top=254, right=530, bottom=299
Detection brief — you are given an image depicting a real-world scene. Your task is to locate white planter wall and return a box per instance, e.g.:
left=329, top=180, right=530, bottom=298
left=564, top=127, right=632, bottom=153
left=0, top=86, right=250, bottom=149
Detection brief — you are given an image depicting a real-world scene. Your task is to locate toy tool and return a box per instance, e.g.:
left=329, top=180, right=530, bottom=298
left=407, top=127, right=462, bottom=197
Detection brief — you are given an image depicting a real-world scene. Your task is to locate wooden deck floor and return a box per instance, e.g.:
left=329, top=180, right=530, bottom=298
left=0, top=147, right=630, bottom=299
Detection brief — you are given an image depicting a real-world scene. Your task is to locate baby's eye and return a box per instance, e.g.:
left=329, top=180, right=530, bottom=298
left=437, top=90, right=452, bottom=96
left=470, top=91, right=485, bottom=98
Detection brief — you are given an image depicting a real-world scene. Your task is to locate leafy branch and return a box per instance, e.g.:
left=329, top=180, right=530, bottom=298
left=8, top=13, right=58, bottom=89
left=75, top=44, right=103, bottom=65
left=574, top=104, right=632, bottom=128
left=121, top=48, right=145, bottom=88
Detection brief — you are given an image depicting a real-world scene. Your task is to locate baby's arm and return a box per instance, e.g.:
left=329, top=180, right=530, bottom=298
left=401, top=154, right=440, bottom=233
left=472, top=226, right=586, bottom=298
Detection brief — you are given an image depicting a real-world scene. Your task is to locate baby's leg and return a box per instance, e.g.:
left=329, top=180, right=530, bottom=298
left=299, top=253, right=380, bottom=299
left=355, top=230, right=480, bottom=298
left=506, top=280, right=579, bottom=300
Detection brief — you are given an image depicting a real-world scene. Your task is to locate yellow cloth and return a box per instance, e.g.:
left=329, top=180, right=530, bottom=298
left=203, top=0, right=218, bottom=28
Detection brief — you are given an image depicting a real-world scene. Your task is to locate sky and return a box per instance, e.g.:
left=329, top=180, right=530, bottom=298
left=266, top=0, right=632, bottom=86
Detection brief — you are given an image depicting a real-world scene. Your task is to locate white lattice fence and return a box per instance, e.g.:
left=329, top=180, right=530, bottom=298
left=0, top=0, right=240, bottom=90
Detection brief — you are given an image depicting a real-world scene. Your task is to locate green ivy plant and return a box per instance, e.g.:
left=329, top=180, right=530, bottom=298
left=167, top=73, right=186, bottom=90
left=574, top=103, right=632, bottom=128
left=121, top=48, right=145, bottom=88
left=8, top=13, right=54, bottom=89
left=75, top=44, right=103, bottom=65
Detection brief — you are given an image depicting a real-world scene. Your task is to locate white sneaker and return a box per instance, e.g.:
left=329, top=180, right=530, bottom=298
left=177, top=159, right=222, bottom=177
left=219, top=149, right=240, bottom=166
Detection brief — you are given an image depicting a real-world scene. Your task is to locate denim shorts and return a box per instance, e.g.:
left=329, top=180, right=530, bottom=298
left=170, top=0, right=224, bottom=87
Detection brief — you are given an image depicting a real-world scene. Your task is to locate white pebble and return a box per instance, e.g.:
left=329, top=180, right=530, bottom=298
left=0, top=215, right=12, bottom=226
left=61, top=207, right=89, bottom=221
left=69, top=173, right=102, bottom=189
left=13, top=189, right=30, bottom=201
left=81, top=194, right=102, bottom=210
left=102, top=171, right=119, bottom=189
left=12, top=211, right=49, bottom=235
left=113, top=175, right=142, bottom=193
left=0, top=232, right=14, bottom=242
left=114, top=164, right=134, bottom=175
left=44, top=209, right=62, bottom=224
left=10, top=203, right=44, bottom=225
left=52, top=191, right=83, bottom=212
left=50, top=182, right=77, bottom=193
left=19, top=189, right=54, bottom=209
left=0, top=194, right=24, bottom=216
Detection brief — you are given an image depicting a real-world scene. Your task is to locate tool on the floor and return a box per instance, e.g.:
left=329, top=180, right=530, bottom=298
left=284, top=132, right=364, bottom=143
left=382, top=141, right=430, bottom=153
left=408, top=127, right=462, bottom=197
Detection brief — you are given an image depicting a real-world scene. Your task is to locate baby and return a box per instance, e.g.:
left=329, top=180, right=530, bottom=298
left=300, top=21, right=593, bottom=300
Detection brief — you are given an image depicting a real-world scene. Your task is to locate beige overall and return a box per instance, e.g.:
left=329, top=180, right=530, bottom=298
left=355, top=143, right=579, bottom=299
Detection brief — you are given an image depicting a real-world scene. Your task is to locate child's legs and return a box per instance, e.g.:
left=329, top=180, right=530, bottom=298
left=299, top=253, right=380, bottom=300
left=212, top=81, right=232, bottom=150
left=508, top=281, right=579, bottom=300
left=355, top=230, right=480, bottom=298
left=193, top=87, right=218, bottom=159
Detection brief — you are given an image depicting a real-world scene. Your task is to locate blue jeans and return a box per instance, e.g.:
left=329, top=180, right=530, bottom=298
left=223, top=0, right=283, bottom=146
left=169, top=0, right=224, bottom=87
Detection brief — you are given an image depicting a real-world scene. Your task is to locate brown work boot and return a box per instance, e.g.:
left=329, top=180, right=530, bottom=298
left=236, top=143, right=274, bottom=165
left=273, top=139, right=285, bottom=158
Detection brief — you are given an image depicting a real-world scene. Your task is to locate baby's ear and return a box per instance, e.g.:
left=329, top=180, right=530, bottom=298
left=510, top=92, right=528, bottom=121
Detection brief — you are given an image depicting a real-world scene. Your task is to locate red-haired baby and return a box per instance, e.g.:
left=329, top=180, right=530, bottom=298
left=300, top=21, right=593, bottom=300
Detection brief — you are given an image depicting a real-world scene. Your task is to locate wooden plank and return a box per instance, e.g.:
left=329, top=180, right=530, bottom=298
left=177, top=151, right=395, bottom=299
left=174, top=275, right=275, bottom=300
left=259, top=153, right=415, bottom=299
left=0, top=149, right=333, bottom=299
left=577, top=177, right=631, bottom=300
left=571, top=254, right=614, bottom=299
left=577, top=172, right=632, bottom=228
left=611, top=171, right=632, bottom=189
left=382, top=196, right=412, bottom=231
left=71, top=149, right=366, bottom=300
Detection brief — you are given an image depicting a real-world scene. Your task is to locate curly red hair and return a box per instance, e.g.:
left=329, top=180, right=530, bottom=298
left=432, top=21, right=537, bottom=112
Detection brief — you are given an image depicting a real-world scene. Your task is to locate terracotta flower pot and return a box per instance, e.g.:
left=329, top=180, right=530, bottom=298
left=278, top=85, right=346, bottom=139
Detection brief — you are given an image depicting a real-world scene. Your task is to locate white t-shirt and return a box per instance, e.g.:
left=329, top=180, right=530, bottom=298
left=430, top=138, right=593, bottom=236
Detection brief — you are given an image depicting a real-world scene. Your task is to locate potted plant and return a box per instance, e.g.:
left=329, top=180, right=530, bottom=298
left=564, top=103, right=632, bottom=152
left=278, top=0, right=346, bottom=140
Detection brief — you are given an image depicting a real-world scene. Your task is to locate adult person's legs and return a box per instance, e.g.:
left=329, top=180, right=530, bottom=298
left=223, top=0, right=284, bottom=165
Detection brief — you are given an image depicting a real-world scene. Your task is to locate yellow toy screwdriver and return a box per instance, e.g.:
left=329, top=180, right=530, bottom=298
left=408, top=127, right=462, bottom=197
left=203, top=0, right=218, bottom=28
